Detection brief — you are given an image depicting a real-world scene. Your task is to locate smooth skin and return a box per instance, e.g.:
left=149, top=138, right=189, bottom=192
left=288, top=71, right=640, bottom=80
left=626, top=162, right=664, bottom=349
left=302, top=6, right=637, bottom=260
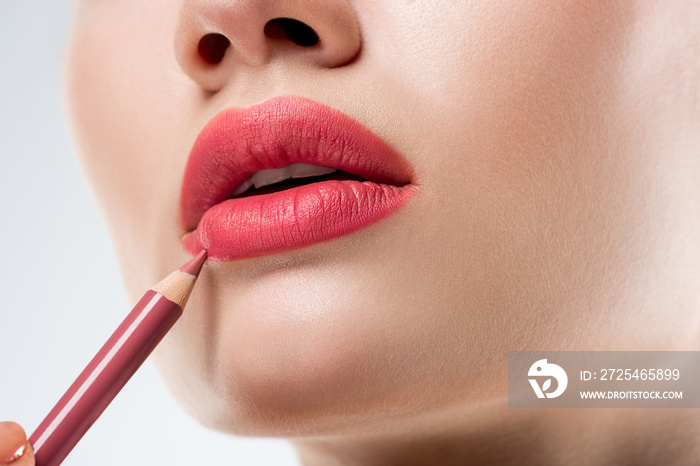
left=4, top=0, right=699, bottom=465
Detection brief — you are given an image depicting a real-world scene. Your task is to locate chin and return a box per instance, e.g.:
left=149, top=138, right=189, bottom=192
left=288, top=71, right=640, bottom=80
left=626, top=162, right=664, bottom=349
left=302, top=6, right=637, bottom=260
left=151, top=275, right=420, bottom=438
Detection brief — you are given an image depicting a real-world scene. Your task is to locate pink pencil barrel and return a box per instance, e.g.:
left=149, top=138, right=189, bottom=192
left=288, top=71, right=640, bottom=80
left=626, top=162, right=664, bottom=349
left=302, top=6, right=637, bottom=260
left=28, top=250, right=206, bottom=466
left=29, top=291, right=183, bottom=466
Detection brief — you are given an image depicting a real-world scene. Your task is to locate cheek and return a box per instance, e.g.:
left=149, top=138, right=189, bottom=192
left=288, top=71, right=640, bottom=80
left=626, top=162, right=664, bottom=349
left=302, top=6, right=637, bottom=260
left=360, top=0, right=669, bottom=349
left=64, top=2, right=197, bottom=290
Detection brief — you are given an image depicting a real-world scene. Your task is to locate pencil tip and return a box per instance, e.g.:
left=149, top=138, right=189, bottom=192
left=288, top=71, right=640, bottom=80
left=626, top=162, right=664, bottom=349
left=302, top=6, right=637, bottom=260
left=179, top=250, right=208, bottom=277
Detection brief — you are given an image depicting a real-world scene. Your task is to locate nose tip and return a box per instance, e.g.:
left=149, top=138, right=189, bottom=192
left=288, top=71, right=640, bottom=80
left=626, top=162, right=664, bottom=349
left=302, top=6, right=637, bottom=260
left=174, top=0, right=362, bottom=92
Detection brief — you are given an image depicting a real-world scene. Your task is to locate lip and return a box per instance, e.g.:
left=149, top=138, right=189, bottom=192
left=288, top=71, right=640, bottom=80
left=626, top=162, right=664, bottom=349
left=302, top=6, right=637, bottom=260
left=180, top=95, right=417, bottom=261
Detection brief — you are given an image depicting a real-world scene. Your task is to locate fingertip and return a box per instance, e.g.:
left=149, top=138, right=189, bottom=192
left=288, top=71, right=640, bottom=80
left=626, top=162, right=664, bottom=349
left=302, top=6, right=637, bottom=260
left=0, top=422, right=27, bottom=464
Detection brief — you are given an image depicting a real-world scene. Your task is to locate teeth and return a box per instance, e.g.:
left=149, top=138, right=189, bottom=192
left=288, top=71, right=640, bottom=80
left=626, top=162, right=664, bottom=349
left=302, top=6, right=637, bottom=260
left=289, top=163, right=337, bottom=178
left=252, top=166, right=291, bottom=189
left=232, top=164, right=338, bottom=197
left=231, top=177, right=254, bottom=197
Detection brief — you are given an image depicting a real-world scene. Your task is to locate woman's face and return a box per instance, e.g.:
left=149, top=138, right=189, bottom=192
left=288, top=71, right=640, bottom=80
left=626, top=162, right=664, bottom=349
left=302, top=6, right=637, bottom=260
left=65, top=0, right=699, bottom=436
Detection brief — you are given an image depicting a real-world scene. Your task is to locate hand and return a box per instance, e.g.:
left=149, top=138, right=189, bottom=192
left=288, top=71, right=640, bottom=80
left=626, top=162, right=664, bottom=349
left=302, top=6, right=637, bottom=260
left=0, top=422, right=34, bottom=466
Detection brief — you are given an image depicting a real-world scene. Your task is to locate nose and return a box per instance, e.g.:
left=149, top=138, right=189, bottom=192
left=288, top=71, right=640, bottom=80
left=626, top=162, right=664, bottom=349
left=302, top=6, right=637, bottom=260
left=174, top=0, right=362, bottom=91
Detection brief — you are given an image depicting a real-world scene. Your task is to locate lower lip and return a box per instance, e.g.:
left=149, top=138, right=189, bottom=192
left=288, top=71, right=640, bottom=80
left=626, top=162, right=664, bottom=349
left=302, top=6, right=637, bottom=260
left=183, top=179, right=416, bottom=261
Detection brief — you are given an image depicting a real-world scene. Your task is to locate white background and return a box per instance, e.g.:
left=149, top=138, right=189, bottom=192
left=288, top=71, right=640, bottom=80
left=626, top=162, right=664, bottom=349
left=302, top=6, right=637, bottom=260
left=0, top=3, right=298, bottom=465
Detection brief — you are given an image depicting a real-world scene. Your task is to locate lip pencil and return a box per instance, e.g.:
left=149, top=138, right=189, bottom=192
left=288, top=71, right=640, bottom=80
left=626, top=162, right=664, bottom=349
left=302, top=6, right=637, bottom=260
left=28, top=250, right=207, bottom=466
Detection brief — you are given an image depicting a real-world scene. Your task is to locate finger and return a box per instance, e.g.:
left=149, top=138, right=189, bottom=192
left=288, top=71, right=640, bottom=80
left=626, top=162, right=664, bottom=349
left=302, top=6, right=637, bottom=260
left=0, top=422, right=26, bottom=463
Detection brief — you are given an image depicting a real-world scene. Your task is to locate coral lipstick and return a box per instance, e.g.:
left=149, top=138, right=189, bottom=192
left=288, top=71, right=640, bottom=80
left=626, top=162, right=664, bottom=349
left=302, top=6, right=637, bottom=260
left=28, top=251, right=207, bottom=466
left=180, top=95, right=418, bottom=261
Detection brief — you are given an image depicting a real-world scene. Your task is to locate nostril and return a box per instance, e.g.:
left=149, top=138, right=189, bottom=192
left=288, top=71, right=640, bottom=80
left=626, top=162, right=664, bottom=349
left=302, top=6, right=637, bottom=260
left=264, top=18, right=319, bottom=47
left=198, top=33, right=230, bottom=65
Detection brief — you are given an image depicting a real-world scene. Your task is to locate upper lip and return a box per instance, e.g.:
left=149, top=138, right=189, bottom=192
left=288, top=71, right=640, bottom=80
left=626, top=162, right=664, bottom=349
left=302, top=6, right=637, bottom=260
left=179, top=95, right=415, bottom=233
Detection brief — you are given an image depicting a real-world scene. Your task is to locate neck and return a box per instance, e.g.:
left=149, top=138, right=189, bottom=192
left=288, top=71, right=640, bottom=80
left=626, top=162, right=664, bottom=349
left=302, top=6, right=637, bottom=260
left=292, top=401, right=700, bottom=466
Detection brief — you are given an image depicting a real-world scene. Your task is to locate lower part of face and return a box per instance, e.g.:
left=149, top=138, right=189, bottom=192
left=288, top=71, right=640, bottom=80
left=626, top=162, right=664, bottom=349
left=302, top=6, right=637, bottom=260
left=65, top=0, right=699, bottom=436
